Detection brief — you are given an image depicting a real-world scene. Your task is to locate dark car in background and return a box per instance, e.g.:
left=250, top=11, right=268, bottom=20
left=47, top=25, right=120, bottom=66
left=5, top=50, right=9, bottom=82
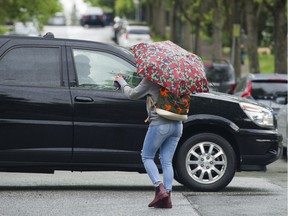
left=80, top=7, right=106, bottom=27
left=204, top=60, right=236, bottom=93
left=233, top=73, right=287, bottom=151
left=0, top=35, right=282, bottom=192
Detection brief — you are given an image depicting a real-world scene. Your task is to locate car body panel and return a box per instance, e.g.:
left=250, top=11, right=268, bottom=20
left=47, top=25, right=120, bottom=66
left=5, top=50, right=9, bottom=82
left=0, top=39, right=72, bottom=163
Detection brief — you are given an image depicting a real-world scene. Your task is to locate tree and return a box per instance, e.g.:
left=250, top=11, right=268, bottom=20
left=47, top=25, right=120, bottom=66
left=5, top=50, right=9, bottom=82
left=115, top=0, right=134, bottom=18
left=264, top=0, right=287, bottom=74
left=245, top=0, right=262, bottom=74
left=211, top=0, right=223, bottom=61
left=178, top=0, right=206, bottom=55
left=84, top=0, right=115, bottom=12
left=152, top=0, right=166, bottom=38
left=0, top=0, right=62, bottom=28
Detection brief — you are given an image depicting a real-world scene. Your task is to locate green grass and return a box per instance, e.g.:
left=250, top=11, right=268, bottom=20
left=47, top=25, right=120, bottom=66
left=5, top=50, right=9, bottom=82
left=0, top=25, right=10, bottom=35
left=259, top=54, right=274, bottom=74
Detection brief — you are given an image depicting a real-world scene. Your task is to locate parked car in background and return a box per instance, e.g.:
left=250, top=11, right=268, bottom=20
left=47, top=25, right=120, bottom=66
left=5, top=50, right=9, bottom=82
left=0, top=35, right=282, bottom=192
left=6, top=21, right=41, bottom=37
left=233, top=73, right=287, bottom=153
left=80, top=7, right=106, bottom=27
left=48, top=12, right=66, bottom=26
left=117, top=25, right=153, bottom=48
left=204, top=60, right=235, bottom=93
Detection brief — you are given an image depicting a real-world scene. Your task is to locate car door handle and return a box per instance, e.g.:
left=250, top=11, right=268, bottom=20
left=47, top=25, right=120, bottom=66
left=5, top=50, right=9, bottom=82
left=74, top=96, right=94, bottom=103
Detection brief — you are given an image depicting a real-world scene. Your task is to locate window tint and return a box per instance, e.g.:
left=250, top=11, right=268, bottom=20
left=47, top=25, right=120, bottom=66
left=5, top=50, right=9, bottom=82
left=251, top=80, right=288, bottom=99
left=204, top=65, right=232, bottom=82
left=128, top=29, right=150, bottom=34
left=0, top=47, right=61, bottom=87
left=72, top=49, right=141, bottom=90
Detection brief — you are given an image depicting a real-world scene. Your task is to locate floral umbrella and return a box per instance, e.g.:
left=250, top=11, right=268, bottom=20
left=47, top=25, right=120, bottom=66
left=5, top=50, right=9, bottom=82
left=131, top=40, right=209, bottom=96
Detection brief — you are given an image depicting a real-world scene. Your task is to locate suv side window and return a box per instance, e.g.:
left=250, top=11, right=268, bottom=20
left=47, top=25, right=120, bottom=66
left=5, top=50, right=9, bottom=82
left=72, top=49, right=141, bottom=90
left=0, top=47, right=61, bottom=87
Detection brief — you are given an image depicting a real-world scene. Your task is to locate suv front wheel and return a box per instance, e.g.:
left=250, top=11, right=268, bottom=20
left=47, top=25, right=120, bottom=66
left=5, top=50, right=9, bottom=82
left=175, top=133, right=236, bottom=191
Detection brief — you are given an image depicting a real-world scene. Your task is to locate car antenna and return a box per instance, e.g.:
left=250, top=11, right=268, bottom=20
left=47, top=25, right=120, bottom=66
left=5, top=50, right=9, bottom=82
left=43, top=32, right=55, bottom=38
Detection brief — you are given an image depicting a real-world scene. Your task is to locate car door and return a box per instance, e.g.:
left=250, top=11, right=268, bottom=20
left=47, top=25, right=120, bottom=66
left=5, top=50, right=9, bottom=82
left=67, top=46, right=148, bottom=166
left=0, top=42, right=73, bottom=163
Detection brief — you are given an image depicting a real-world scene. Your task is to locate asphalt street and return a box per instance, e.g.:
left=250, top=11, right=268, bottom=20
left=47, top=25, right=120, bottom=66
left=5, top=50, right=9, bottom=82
left=0, top=157, right=286, bottom=216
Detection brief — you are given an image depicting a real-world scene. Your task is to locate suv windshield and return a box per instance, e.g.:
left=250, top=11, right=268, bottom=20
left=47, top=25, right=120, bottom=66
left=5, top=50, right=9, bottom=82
left=205, top=65, right=232, bottom=82
left=251, top=80, right=287, bottom=100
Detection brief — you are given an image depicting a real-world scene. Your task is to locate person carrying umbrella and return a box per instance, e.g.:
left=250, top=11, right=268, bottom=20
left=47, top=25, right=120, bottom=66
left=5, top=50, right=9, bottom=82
left=114, top=41, right=208, bottom=209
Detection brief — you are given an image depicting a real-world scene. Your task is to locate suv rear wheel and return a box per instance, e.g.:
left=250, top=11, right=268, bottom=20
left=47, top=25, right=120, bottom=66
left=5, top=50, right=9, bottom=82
left=175, top=133, right=236, bottom=191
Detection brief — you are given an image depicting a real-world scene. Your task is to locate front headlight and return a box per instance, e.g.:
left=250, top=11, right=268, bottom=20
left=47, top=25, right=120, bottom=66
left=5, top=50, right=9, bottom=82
left=240, top=102, right=274, bottom=127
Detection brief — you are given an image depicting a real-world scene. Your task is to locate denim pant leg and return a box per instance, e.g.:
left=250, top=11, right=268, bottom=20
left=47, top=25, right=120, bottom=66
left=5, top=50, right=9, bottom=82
left=160, top=122, right=183, bottom=192
left=141, top=124, right=171, bottom=186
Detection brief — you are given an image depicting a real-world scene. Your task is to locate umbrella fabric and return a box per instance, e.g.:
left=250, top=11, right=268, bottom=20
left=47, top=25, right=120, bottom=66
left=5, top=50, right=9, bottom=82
left=131, top=40, right=209, bottom=96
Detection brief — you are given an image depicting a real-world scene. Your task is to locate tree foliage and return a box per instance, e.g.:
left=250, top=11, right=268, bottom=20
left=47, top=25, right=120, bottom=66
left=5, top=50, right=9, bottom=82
left=0, top=0, right=62, bottom=26
left=115, top=0, right=134, bottom=17
left=84, top=0, right=115, bottom=12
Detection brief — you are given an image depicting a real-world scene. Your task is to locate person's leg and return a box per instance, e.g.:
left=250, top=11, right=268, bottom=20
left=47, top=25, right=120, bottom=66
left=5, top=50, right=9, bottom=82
left=155, top=122, right=182, bottom=209
left=142, top=124, right=171, bottom=207
left=160, top=122, right=183, bottom=192
left=141, top=124, right=170, bottom=186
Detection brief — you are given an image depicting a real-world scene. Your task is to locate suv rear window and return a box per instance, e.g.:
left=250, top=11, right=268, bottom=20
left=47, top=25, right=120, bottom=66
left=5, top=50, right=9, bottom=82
left=0, top=47, right=61, bottom=87
left=128, top=29, right=150, bottom=34
left=251, top=80, right=287, bottom=99
left=205, top=65, right=232, bottom=82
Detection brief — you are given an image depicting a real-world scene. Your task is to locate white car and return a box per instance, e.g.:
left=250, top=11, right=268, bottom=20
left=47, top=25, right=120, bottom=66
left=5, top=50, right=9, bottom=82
left=48, top=12, right=66, bottom=26
left=277, top=96, right=288, bottom=150
left=118, top=25, right=153, bottom=48
left=7, top=21, right=41, bottom=37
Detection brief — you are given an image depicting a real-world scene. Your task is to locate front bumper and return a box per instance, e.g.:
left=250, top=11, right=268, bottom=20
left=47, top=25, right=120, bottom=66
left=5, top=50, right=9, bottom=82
left=236, top=129, right=283, bottom=171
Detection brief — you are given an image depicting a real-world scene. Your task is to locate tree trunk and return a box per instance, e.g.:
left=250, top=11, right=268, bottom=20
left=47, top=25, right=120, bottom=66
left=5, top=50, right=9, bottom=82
left=245, top=2, right=260, bottom=74
left=274, top=0, right=287, bottom=74
left=144, top=2, right=152, bottom=25
left=151, top=0, right=166, bottom=38
left=157, top=0, right=166, bottom=38
left=212, top=0, right=223, bottom=61
left=182, top=20, right=192, bottom=51
left=194, top=19, right=201, bottom=56
left=169, top=1, right=179, bottom=43
left=151, top=0, right=159, bottom=33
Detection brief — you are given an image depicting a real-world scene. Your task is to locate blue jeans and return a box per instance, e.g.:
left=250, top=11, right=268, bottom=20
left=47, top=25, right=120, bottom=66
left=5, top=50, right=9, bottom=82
left=141, top=122, right=183, bottom=192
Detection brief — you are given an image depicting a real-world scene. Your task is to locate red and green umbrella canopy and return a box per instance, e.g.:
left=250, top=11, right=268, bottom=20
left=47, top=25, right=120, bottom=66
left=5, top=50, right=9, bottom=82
left=131, top=40, right=209, bottom=96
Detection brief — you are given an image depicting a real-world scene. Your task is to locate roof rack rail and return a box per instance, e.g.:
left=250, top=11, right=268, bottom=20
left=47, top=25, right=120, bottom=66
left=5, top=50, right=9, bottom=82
left=43, top=32, right=55, bottom=38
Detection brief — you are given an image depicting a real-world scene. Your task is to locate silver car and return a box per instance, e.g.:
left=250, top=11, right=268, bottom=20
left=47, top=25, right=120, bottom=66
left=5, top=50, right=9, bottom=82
left=233, top=73, right=287, bottom=154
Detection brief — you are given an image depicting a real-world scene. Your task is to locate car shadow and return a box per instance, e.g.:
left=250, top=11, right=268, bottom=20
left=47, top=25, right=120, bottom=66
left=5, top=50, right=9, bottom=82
left=0, top=185, right=274, bottom=194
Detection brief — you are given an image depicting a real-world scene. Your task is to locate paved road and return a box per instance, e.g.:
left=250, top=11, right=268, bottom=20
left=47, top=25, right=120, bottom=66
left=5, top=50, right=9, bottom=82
left=0, top=158, right=286, bottom=216
left=43, top=25, right=115, bottom=44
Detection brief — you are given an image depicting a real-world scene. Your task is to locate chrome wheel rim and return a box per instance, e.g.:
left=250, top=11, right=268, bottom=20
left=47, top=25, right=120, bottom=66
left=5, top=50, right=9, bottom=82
left=185, top=141, right=227, bottom=184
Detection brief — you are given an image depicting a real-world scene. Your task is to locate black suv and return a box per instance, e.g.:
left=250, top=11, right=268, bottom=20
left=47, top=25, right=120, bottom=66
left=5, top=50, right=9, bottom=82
left=204, top=60, right=236, bottom=93
left=0, top=35, right=282, bottom=192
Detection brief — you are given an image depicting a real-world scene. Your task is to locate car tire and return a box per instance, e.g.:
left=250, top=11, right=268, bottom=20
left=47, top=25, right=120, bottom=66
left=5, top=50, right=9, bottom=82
left=175, top=133, right=236, bottom=191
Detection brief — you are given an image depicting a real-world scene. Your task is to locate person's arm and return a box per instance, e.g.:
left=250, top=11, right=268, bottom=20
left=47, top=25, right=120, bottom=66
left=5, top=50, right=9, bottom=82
left=115, top=76, right=151, bottom=100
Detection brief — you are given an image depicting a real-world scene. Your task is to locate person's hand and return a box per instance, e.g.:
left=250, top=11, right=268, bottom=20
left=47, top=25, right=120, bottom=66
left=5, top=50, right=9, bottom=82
left=114, top=71, right=124, bottom=82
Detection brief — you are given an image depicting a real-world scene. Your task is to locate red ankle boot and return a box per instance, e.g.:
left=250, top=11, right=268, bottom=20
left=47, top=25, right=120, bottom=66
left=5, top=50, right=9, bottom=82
left=148, top=183, right=168, bottom=207
left=154, top=192, right=172, bottom=208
